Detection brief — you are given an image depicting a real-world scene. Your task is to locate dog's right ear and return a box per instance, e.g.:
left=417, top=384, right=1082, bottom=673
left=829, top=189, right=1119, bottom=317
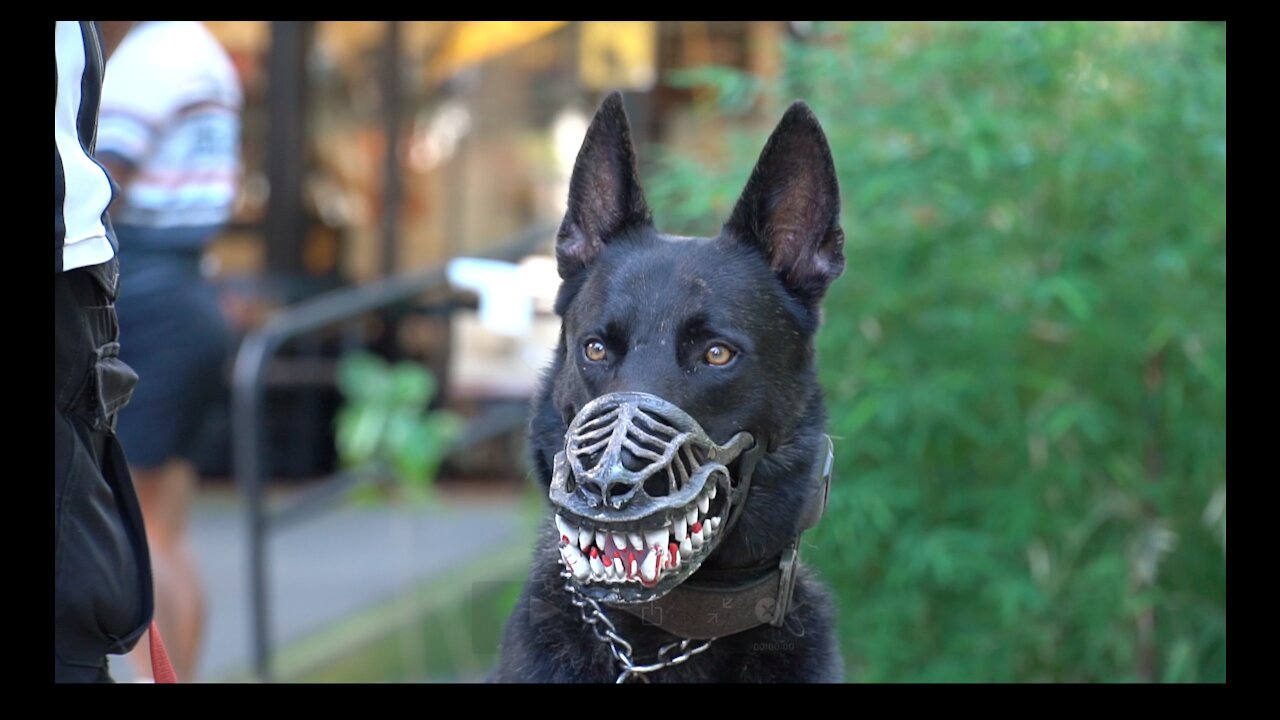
left=556, top=92, right=653, bottom=279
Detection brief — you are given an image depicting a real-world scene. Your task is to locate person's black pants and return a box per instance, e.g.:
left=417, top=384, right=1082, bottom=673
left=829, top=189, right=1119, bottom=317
left=54, top=259, right=152, bottom=683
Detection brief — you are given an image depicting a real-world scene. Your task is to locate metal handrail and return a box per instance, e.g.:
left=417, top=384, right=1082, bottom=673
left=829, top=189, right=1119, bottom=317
left=231, top=222, right=554, bottom=682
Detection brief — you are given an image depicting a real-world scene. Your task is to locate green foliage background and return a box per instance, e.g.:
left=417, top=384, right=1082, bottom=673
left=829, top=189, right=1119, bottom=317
left=645, top=21, right=1226, bottom=682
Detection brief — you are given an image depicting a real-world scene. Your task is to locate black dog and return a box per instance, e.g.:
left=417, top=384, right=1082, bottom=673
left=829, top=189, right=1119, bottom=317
left=492, top=92, right=844, bottom=683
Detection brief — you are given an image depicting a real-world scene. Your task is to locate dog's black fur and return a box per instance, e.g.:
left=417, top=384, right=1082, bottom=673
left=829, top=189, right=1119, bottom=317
left=492, top=92, right=845, bottom=683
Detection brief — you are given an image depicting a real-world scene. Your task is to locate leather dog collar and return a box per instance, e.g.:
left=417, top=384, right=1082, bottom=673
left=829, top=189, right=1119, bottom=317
left=615, top=435, right=833, bottom=639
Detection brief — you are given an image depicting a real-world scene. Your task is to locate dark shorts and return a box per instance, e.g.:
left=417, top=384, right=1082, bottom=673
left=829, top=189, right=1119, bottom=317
left=55, top=259, right=153, bottom=682
left=114, top=242, right=232, bottom=469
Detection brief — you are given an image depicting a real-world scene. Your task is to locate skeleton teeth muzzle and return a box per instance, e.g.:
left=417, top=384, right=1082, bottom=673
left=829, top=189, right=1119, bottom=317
left=548, top=392, right=756, bottom=603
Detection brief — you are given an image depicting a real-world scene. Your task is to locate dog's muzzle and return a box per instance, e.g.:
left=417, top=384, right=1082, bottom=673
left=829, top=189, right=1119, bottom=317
left=549, top=392, right=758, bottom=604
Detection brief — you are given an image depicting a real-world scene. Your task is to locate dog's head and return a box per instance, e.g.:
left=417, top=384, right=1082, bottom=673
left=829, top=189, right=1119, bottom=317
left=532, top=92, right=843, bottom=604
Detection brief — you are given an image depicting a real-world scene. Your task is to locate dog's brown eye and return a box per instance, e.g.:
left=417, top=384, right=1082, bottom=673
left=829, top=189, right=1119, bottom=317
left=704, top=344, right=736, bottom=366
left=584, top=339, right=608, bottom=362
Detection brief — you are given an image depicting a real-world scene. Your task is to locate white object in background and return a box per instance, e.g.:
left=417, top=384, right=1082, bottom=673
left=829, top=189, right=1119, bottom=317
left=447, top=257, right=533, bottom=338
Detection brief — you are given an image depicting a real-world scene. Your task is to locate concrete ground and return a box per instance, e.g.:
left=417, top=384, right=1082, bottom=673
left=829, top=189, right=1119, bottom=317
left=108, top=480, right=535, bottom=683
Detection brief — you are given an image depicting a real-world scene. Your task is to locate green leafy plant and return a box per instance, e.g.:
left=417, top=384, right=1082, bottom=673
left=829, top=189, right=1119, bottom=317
left=335, top=352, right=462, bottom=503
left=647, top=21, right=1225, bottom=682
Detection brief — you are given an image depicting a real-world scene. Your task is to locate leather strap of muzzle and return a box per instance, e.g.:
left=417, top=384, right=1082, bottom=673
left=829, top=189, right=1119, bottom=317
left=618, top=435, right=834, bottom=639
left=718, top=438, right=768, bottom=542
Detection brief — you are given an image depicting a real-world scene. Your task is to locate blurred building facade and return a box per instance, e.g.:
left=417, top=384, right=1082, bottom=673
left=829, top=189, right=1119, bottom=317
left=190, top=21, right=789, bottom=481
left=206, top=21, right=784, bottom=287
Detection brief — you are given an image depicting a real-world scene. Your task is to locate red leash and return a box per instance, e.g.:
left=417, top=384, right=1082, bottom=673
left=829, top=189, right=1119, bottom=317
left=148, top=621, right=179, bottom=683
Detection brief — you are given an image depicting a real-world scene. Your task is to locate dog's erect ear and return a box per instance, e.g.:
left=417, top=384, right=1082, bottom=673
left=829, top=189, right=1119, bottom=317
left=556, top=92, right=653, bottom=279
left=724, top=101, right=845, bottom=305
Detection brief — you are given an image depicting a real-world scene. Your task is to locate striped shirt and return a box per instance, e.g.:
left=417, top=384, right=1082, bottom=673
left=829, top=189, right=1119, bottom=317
left=54, top=20, right=118, bottom=273
left=97, top=21, right=242, bottom=247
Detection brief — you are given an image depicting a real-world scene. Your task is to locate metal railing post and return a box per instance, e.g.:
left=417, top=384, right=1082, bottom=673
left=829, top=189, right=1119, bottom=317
left=230, top=223, right=553, bottom=682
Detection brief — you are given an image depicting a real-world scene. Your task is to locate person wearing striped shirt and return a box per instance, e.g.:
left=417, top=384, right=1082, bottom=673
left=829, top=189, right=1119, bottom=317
left=94, top=20, right=244, bottom=682
left=54, top=20, right=153, bottom=683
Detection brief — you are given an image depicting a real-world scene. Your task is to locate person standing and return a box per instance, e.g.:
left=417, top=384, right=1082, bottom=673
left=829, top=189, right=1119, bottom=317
left=95, top=20, right=244, bottom=682
left=54, top=19, right=153, bottom=683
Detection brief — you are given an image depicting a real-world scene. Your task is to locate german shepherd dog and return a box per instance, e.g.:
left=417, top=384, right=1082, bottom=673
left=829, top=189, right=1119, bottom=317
left=492, top=92, right=844, bottom=683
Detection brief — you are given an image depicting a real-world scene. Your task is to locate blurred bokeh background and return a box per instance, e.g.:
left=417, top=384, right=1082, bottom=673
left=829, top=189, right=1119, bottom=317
left=111, top=21, right=1225, bottom=683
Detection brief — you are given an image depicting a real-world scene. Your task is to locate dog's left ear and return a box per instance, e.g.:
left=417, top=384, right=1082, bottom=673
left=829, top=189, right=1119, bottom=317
left=723, top=101, right=845, bottom=305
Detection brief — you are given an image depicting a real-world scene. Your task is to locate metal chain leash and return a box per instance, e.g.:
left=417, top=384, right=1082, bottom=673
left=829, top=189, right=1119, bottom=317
left=560, top=566, right=716, bottom=683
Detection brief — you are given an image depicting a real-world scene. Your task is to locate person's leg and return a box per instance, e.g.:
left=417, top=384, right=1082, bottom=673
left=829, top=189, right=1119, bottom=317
left=53, top=409, right=127, bottom=684
left=55, top=262, right=152, bottom=682
left=116, top=256, right=229, bottom=682
left=54, top=655, right=115, bottom=683
left=125, top=459, right=204, bottom=681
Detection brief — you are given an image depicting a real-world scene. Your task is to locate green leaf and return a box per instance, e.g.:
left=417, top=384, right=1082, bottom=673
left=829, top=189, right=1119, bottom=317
left=337, top=352, right=389, bottom=401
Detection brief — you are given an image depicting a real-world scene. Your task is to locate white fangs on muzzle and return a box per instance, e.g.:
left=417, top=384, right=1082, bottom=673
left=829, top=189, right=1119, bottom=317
left=553, top=485, right=728, bottom=590
left=554, top=514, right=575, bottom=542
left=640, top=551, right=658, bottom=582
left=559, top=542, right=589, bottom=580
left=548, top=391, right=759, bottom=603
